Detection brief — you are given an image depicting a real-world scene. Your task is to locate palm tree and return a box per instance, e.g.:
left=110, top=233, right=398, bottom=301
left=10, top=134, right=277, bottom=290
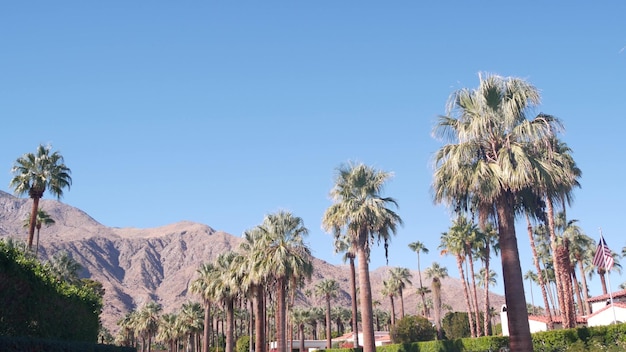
left=380, top=279, right=398, bottom=326
left=255, top=211, right=313, bottom=352
left=425, top=262, right=448, bottom=340
left=524, top=270, right=538, bottom=315
left=157, top=313, right=179, bottom=352
left=322, top=162, right=402, bottom=352
left=334, top=235, right=359, bottom=347
left=315, top=279, right=340, bottom=349
left=190, top=263, right=218, bottom=352
left=388, top=267, right=412, bottom=319
left=239, top=227, right=269, bottom=352
left=525, top=212, right=555, bottom=329
left=433, top=73, right=565, bottom=351
left=477, top=223, right=499, bottom=335
left=204, top=252, right=241, bottom=352
left=10, top=144, right=72, bottom=250
left=439, top=219, right=475, bottom=337
left=408, top=241, right=429, bottom=317
left=291, top=308, right=309, bottom=352
left=136, top=301, right=162, bottom=352
left=22, top=208, right=55, bottom=258
left=47, top=250, right=82, bottom=284
left=179, top=301, right=204, bottom=351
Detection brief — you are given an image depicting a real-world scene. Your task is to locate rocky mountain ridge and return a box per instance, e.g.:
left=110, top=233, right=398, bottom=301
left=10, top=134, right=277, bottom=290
left=0, top=191, right=504, bottom=333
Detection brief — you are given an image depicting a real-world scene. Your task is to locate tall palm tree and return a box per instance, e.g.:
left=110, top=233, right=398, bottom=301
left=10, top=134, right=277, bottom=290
left=208, top=252, right=241, bottom=352
left=524, top=271, right=539, bottom=316
left=525, top=213, right=554, bottom=329
left=239, top=227, right=268, bottom=352
left=334, top=235, right=359, bottom=347
left=433, top=73, right=565, bottom=351
left=136, top=301, right=162, bottom=352
left=291, top=308, right=309, bottom=352
left=388, top=267, right=412, bottom=319
left=477, top=223, right=499, bottom=335
left=10, top=144, right=72, bottom=250
left=22, top=208, right=55, bottom=258
left=157, top=313, right=179, bottom=352
left=190, top=263, right=218, bottom=352
left=425, top=262, right=448, bottom=340
left=408, top=241, right=429, bottom=317
left=439, top=219, right=475, bottom=337
left=381, top=279, right=398, bottom=326
left=315, top=279, right=340, bottom=349
left=322, top=162, right=402, bottom=352
left=255, top=211, right=313, bottom=352
left=179, top=301, right=204, bottom=351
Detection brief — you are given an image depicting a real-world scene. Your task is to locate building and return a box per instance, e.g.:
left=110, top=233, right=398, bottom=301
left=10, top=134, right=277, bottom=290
left=500, top=289, right=626, bottom=336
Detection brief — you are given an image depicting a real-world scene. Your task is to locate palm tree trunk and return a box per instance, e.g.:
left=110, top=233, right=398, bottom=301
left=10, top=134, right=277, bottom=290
left=526, top=213, right=554, bottom=329
left=277, top=278, right=287, bottom=352
left=483, top=251, right=491, bottom=335
left=571, top=266, right=584, bottom=316
left=433, top=278, right=443, bottom=340
left=556, top=245, right=575, bottom=328
left=497, top=193, right=533, bottom=352
left=417, top=254, right=427, bottom=317
left=299, top=324, right=305, bottom=352
left=467, top=251, right=482, bottom=337
left=203, top=300, right=211, bottom=352
left=546, top=197, right=570, bottom=328
left=599, top=270, right=608, bottom=295
left=349, top=257, right=359, bottom=347
left=399, top=289, right=405, bottom=319
left=357, top=246, right=375, bottom=352
left=389, top=296, right=396, bottom=326
left=325, top=296, right=332, bottom=349
left=578, top=261, right=591, bottom=315
left=254, top=285, right=266, bottom=352
left=27, top=197, right=40, bottom=249
left=456, top=255, right=475, bottom=338
left=226, top=299, right=235, bottom=352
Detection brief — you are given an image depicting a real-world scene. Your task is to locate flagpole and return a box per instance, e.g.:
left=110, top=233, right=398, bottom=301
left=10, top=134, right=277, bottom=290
left=600, top=228, right=617, bottom=324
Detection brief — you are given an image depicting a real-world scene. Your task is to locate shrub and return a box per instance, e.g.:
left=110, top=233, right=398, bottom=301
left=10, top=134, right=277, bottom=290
left=390, top=315, right=436, bottom=343
left=236, top=335, right=250, bottom=352
left=441, top=312, right=471, bottom=340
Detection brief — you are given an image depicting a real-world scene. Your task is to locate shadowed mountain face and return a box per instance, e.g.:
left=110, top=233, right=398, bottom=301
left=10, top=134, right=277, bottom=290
left=0, top=191, right=504, bottom=333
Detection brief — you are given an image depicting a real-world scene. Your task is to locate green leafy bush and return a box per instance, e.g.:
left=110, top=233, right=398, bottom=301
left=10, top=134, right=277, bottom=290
left=390, top=315, right=436, bottom=343
left=236, top=335, right=250, bottom=352
left=441, top=312, right=471, bottom=340
left=0, top=240, right=102, bottom=341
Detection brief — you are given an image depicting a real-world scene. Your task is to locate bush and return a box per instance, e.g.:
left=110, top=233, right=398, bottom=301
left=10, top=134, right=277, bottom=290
left=236, top=335, right=250, bottom=352
left=441, top=312, right=471, bottom=340
left=390, top=315, right=436, bottom=343
left=0, top=240, right=102, bottom=341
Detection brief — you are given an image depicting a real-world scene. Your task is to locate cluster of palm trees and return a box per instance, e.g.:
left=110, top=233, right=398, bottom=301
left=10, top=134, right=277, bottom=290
left=432, top=73, right=583, bottom=351
left=10, top=72, right=610, bottom=352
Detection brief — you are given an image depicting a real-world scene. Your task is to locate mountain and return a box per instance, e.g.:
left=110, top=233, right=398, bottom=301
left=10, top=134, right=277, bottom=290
left=0, top=191, right=505, bottom=334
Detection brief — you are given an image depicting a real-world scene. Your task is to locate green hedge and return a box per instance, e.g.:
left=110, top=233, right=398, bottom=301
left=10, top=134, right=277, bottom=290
left=0, top=336, right=136, bottom=352
left=326, top=323, right=626, bottom=351
left=0, top=240, right=102, bottom=342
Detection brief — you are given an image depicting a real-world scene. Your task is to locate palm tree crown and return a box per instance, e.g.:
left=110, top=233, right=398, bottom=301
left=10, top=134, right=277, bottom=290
left=10, top=144, right=71, bottom=249
left=322, top=162, right=402, bottom=352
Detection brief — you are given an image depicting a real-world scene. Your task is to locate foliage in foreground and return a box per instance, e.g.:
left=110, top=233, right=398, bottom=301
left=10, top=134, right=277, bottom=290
left=327, top=322, right=626, bottom=352
left=0, top=239, right=102, bottom=342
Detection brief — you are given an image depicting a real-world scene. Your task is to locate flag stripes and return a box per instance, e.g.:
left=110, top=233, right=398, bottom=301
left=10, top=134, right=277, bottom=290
left=593, top=236, right=614, bottom=270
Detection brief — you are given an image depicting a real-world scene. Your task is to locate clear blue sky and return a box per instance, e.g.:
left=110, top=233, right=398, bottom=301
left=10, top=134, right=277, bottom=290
left=1, top=2, right=625, bottom=304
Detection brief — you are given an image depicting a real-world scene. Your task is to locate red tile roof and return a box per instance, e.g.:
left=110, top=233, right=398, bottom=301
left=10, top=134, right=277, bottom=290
left=587, top=289, right=626, bottom=303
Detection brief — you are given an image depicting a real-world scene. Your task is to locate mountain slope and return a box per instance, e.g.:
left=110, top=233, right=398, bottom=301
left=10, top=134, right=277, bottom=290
left=0, top=191, right=504, bottom=333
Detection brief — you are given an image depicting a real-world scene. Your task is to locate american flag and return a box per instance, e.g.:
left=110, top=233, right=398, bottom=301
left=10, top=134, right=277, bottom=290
left=593, top=235, right=614, bottom=271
